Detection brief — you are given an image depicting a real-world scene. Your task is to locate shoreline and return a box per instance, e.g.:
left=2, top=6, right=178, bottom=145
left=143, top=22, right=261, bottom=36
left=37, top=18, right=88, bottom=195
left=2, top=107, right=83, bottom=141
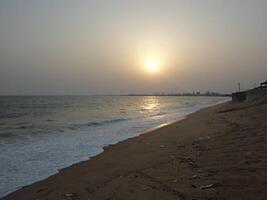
left=1, top=101, right=228, bottom=199
left=0, top=99, right=226, bottom=198
left=2, top=98, right=267, bottom=199
left=1, top=110, right=189, bottom=198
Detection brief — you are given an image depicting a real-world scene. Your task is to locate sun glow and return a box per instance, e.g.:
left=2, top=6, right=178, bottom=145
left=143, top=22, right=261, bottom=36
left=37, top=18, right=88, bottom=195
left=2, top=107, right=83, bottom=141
left=145, top=58, right=160, bottom=74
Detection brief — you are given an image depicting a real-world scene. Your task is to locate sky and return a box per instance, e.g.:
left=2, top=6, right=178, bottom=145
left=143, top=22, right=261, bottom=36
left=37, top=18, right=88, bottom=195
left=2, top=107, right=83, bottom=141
left=0, top=0, right=267, bottom=95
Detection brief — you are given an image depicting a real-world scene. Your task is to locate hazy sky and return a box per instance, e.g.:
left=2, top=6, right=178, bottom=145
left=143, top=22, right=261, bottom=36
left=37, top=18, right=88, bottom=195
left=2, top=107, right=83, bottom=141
left=0, top=0, right=267, bottom=95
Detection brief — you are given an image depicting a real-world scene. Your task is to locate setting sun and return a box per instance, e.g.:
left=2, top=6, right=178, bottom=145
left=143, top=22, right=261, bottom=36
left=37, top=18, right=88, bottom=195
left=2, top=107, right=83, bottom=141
left=145, top=59, right=160, bottom=74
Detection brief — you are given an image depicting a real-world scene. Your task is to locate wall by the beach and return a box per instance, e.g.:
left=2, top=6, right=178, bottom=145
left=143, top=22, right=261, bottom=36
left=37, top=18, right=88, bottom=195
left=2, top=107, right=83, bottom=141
left=232, top=88, right=267, bottom=102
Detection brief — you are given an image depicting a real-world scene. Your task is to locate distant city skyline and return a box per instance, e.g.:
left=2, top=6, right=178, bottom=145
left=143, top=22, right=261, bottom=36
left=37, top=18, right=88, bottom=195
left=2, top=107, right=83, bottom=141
left=0, top=0, right=267, bottom=95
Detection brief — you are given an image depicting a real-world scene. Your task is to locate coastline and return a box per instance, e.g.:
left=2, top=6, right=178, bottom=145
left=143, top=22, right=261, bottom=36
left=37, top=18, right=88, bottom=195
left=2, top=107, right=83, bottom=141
left=0, top=97, right=227, bottom=198
left=2, top=98, right=267, bottom=200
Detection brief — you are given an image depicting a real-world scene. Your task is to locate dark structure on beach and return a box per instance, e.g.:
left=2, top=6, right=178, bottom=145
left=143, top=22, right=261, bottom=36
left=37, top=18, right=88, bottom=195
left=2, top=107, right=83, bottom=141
left=232, top=80, right=267, bottom=102
left=260, top=80, right=267, bottom=88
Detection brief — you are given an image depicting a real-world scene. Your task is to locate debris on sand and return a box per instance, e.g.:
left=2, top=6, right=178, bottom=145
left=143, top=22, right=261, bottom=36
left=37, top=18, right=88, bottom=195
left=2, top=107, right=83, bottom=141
left=63, top=193, right=77, bottom=199
left=143, top=187, right=150, bottom=191
left=190, top=174, right=199, bottom=179
left=64, top=193, right=74, bottom=197
left=199, top=183, right=220, bottom=190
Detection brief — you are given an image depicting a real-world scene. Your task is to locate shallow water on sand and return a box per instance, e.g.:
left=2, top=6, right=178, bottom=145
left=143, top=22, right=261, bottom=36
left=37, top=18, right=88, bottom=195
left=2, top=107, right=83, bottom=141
left=0, top=95, right=229, bottom=197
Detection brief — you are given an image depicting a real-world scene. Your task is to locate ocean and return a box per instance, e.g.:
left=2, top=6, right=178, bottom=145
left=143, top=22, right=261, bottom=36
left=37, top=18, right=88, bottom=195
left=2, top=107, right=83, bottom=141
left=0, top=95, right=229, bottom=197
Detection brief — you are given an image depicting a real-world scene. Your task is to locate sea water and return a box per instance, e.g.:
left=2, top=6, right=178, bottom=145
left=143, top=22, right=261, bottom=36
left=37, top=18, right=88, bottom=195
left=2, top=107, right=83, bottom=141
left=0, top=95, right=229, bottom=196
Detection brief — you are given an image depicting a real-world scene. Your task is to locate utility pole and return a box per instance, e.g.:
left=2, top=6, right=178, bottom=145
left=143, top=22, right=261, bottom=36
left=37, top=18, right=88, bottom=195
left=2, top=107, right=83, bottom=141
left=238, top=82, right=241, bottom=92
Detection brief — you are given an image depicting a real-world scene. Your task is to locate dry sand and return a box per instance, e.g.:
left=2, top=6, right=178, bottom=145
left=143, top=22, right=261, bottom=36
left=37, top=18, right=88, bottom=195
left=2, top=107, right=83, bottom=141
left=2, top=98, right=267, bottom=200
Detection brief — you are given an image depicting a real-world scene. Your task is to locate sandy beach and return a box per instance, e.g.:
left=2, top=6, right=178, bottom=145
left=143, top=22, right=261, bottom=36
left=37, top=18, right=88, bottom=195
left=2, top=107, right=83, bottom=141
left=2, top=97, right=267, bottom=200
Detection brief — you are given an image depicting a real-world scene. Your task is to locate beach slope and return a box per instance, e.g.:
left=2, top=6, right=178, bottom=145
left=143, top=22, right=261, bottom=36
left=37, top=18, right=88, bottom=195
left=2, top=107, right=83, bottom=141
left=2, top=98, right=267, bottom=200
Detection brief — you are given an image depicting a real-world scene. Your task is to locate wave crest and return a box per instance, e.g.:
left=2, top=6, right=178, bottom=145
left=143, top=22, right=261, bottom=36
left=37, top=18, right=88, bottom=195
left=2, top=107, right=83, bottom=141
left=69, top=118, right=127, bottom=129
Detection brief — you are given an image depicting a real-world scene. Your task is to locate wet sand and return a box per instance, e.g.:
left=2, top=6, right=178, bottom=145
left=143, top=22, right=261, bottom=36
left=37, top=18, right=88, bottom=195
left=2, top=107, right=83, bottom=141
left=2, top=98, right=267, bottom=200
